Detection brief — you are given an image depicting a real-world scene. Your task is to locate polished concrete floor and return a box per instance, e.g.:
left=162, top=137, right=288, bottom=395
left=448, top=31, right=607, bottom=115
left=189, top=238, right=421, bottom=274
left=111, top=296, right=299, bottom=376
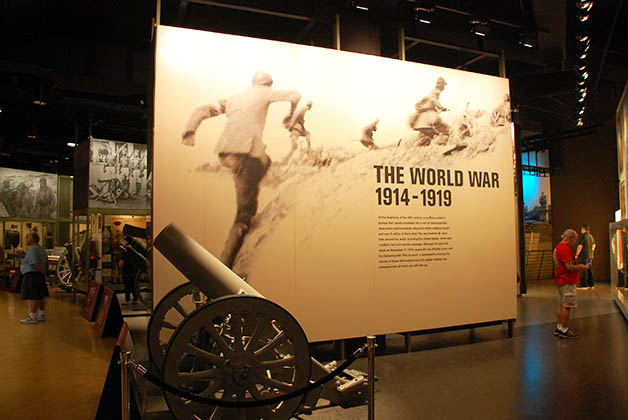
left=0, top=288, right=116, bottom=420
left=2, top=281, right=627, bottom=420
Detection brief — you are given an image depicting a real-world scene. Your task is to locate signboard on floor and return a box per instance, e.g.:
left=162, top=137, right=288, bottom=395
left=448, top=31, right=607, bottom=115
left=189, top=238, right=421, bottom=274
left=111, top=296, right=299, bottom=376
left=153, top=25, right=518, bottom=342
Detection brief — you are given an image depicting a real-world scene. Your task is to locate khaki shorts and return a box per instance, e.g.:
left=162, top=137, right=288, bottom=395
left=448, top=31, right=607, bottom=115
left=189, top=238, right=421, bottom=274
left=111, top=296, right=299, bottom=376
left=558, top=284, right=577, bottom=308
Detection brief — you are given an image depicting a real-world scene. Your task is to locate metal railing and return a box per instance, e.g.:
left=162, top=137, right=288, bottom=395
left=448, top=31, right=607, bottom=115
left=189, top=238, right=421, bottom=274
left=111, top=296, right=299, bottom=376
left=525, top=249, right=554, bottom=281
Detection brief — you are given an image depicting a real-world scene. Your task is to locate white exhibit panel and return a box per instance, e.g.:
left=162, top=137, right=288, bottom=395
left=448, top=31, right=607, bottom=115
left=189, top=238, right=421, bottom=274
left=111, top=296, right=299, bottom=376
left=154, top=25, right=518, bottom=342
left=88, top=138, right=150, bottom=210
left=0, top=167, right=58, bottom=219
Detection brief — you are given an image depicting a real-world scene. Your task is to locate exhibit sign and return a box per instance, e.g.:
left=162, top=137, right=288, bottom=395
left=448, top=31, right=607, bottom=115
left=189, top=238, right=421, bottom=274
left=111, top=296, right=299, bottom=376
left=153, top=25, right=518, bottom=341
left=0, top=167, right=57, bottom=219
left=88, top=138, right=150, bottom=210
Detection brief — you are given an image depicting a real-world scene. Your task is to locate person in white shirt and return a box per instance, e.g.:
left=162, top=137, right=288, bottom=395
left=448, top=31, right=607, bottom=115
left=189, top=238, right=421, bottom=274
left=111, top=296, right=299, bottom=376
left=182, top=71, right=301, bottom=268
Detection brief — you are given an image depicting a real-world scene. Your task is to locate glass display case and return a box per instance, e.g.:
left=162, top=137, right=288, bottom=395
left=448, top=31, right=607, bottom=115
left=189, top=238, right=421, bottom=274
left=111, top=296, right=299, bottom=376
left=609, top=220, right=628, bottom=321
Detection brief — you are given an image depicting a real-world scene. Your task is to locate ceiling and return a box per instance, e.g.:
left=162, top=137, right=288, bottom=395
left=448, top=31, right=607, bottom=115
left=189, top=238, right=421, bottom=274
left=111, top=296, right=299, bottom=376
left=0, top=0, right=626, bottom=175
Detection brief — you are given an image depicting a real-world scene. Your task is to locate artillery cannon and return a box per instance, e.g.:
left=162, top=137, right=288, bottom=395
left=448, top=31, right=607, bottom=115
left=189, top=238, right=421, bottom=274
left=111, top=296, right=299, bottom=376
left=149, top=223, right=368, bottom=420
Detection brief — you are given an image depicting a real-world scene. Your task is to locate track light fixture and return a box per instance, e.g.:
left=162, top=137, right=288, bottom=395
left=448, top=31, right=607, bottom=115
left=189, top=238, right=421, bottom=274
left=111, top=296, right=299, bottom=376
left=577, top=1, right=594, bottom=12
left=576, top=118, right=584, bottom=126
left=470, top=19, right=490, bottom=37
left=519, top=33, right=537, bottom=48
left=349, top=0, right=369, bottom=11
left=414, top=7, right=433, bottom=24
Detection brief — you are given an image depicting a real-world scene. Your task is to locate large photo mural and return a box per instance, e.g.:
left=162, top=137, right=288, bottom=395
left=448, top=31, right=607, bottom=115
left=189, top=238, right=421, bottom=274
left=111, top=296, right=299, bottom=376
left=154, top=26, right=518, bottom=341
left=89, top=139, right=150, bottom=210
left=0, top=168, right=57, bottom=219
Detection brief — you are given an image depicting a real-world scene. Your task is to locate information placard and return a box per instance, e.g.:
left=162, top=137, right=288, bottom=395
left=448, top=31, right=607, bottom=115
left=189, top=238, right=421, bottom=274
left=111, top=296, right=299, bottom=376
left=81, top=281, right=103, bottom=321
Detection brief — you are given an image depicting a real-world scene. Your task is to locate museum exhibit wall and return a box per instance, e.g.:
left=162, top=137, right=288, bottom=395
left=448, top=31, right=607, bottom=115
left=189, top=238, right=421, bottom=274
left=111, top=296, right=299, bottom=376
left=549, top=84, right=622, bottom=282
left=153, top=25, right=518, bottom=342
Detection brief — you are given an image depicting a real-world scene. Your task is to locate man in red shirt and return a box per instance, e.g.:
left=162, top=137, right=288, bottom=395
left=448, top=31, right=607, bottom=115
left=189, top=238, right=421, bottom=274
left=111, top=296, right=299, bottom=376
left=553, top=229, right=590, bottom=338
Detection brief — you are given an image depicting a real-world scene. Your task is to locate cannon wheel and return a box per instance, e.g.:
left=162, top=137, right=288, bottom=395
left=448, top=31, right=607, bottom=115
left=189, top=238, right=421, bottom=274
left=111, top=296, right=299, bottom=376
left=163, top=295, right=311, bottom=420
left=147, top=282, right=209, bottom=373
left=55, top=249, right=79, bottom=288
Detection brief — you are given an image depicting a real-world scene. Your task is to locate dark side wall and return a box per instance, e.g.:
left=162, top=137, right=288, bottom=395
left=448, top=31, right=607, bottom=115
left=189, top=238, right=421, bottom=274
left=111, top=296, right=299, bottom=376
left=549, top=122, right=619, bottom=282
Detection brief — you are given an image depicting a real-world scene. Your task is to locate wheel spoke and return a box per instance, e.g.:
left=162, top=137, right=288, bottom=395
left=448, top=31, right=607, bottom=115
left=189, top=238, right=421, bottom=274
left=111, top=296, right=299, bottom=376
left=254, top=331, right=287, bottom=359
left=177, top=368, right=220, bottom=381
left=173, top=302, right=188, bottom=318
left=255, top=374, right=294, bottom=393
left=205, top=324, right=234, bottom=356
left=209, top=406, right=224, bottom=420
left=231, top=313, right=244, bottom=352
left=198, top=379, right=223, bottom=398
left=186, top=343, right=224, bottom=365
left=246, top=384, right=263, bottom=400
left=244, top=315, right=264, bottom=353
left=259, top=356, right=296, bottom=369
left=162, top=321, right=178, bottom=330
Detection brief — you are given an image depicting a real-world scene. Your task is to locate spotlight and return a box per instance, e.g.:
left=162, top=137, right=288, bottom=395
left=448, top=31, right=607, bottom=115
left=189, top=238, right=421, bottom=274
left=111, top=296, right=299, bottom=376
left=578, top=42, right=590, bottom=53
left=471, top=19, right=490, bottom=37
left=67, top=142, right=77, bottom=148
left=577, top=11, right=590, bottom=22
left=577, top=118, right=584, bottom=126
left=578, top=107, right=585, bottom=115
left=577, top=0, right=593, bottom=12
left=350, top=0, right=369, bottom=11
left=579, top=87, right=587, bottom=94
left=578, top=94, right=586, bottom=102
left=577, top=35, right=590, bottom=43
left=576, top=61, right=587, bottom=71
left=519, top=33, right=537, bottom=48
left=578, top=51, right=588, bottom=60
left=414, top=8, right=433, bottom=24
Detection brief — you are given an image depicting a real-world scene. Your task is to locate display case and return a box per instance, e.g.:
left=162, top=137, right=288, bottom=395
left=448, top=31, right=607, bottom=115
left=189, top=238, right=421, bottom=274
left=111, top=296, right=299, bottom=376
left=609, top=220, right=628, bottom=321
left=71, top=209, right=150, bottom=298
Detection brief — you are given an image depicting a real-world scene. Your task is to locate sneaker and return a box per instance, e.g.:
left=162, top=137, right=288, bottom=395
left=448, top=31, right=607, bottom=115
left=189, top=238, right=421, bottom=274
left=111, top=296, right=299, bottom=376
left=553, top=328, right=560, bottom=336
left=20, top=316, right=38, bottom=324
left=558, top=329, right=578, bottom=339
left=37, top=314, right=45, bottom=322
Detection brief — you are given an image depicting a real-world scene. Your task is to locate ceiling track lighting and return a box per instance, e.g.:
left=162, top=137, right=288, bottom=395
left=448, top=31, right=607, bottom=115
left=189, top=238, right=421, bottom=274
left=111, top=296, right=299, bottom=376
left=470, top=19, right=490, bottom=37
left=577, top=0, right=594, bottom=12
left=349, top=0, right=369, bottom=11
left=577, top=118, right=584, bottom=126
left=414, top=7, right=433, bottom=24
left=519, top=33, right=537, bottom=48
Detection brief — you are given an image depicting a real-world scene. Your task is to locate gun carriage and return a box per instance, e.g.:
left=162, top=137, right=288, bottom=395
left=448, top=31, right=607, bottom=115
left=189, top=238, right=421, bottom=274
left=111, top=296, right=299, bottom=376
left=148, top=223, right=368, bottom=420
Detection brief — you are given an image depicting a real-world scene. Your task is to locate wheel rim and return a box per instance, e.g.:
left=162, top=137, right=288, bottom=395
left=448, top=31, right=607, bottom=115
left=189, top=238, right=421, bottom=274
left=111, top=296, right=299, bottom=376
left=148, top=282, right=209, bottom=373
left=163, top=295, right=310, bottom=420
left=56, top=254, right=73, bottom=287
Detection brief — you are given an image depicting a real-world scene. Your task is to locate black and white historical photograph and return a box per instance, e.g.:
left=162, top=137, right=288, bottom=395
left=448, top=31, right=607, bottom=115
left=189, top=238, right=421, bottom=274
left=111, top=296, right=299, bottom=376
left=154, top=27, right=517, bottom=341
left=0, top=168, right=57, bottom=219
left=88, top=139, right=149, bottom=210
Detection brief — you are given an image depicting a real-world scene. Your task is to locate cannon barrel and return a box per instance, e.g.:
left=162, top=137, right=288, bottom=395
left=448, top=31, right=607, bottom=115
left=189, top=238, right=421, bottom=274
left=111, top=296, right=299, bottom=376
left=153, top=222, right=262, bottom=299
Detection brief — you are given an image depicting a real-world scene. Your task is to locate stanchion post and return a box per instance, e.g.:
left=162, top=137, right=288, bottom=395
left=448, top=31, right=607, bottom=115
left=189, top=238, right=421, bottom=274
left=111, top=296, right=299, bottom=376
left=367, top=335, right=376, bottom=420
left=120, top=351, right=131, bottom=420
